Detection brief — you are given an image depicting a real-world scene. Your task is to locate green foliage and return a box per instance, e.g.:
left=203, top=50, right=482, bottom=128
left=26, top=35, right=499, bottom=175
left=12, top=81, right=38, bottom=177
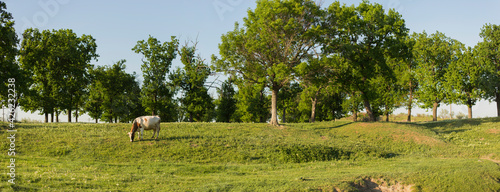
left=85, top=60, right=141, bottom=123
left=323, top=1, right=409, bottom=121
left=0, top=2, right=20, bottom=103
left=213, top=0, right=322, bottom=125
left=479, top=24, right=500, bottom=116
left=132, top=35, right=178, bottom=121
left=18, top=28, right=98, bottom=122
left=173, top=43, right=214, bottom=122
left=216, top=79, right=237, bottom=122
left=278, top=82, right=303, bottom=123
left=232, top=81, right=270, bottom=122
left=413, top=31, right=464, bottom=121
left=278, top=144, right=352, bottom=163
left=445, top=46, right=484, bottom=118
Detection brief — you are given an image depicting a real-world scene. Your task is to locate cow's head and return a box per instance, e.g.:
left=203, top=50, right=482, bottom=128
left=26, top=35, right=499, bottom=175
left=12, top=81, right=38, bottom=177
left=129, top=120, right=139, bottom=142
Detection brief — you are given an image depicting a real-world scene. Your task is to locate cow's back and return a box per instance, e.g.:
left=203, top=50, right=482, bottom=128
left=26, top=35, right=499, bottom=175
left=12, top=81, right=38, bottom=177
left=138, top=116, right=160, bottom=130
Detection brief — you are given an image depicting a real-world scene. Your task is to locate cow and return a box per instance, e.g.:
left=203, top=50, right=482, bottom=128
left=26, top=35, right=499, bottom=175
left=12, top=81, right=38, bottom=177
left=128, top=116, right=161, bottom=142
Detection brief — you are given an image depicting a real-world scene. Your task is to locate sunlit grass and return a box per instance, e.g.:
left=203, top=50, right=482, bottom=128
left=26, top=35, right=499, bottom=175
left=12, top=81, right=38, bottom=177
left=0, top=118, right=499, bottom=191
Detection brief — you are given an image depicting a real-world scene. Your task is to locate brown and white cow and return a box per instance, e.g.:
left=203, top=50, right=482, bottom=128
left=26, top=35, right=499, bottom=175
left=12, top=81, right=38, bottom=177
left=128, top=116, right=161, bottom=142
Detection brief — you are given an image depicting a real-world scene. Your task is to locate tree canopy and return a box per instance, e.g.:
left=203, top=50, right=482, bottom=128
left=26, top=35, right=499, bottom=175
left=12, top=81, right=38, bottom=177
left=213, top=0, right=322, bottom=125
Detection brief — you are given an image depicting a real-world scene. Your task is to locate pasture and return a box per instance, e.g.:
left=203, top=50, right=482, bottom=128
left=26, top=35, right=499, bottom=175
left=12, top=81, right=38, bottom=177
left=1, top=118, right=500, bottom=191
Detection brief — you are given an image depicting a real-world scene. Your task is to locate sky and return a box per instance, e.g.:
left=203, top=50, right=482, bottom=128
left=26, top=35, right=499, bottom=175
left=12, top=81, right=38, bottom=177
left=3, top=0, right=500, bottom=122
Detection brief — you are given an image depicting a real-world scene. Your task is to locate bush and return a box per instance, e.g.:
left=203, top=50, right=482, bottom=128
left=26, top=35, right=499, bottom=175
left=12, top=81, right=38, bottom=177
left=278, top=144, right=352, bottom=163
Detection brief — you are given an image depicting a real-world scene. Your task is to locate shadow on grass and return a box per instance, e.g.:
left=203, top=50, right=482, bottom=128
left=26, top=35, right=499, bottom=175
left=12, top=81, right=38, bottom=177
left=396, top=117, right=500, bottom=134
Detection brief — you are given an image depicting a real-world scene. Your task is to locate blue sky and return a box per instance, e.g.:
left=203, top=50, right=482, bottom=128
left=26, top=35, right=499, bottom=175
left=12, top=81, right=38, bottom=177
left=4, top=0, right=500, bottom=122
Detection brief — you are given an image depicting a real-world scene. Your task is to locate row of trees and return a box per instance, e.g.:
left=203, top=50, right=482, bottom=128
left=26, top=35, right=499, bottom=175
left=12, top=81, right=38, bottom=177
left=1, top=0, right=500, bottom=124
left=213, top=0, right=500, bottom=125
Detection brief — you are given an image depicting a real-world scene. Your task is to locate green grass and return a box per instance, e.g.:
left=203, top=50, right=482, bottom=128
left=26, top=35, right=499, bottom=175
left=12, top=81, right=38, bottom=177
left=1, top=119, right=499, bottom=191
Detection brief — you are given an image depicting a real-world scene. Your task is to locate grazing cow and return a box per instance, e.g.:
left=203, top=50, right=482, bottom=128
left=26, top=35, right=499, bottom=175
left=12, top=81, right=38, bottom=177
left=128, top=116, right=161, bottom=142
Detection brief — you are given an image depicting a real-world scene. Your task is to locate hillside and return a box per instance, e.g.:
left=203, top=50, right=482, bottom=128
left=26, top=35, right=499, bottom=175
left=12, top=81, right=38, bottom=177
left=1, top=119, right=500, bottom=191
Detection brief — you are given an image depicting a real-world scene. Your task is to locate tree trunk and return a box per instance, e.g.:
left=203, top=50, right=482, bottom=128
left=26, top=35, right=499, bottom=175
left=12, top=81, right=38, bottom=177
left=407, top=87, right=413, bottom=122
left=310, top=98, right=317, bottom=123
left=68, top=109, right=72, bottom=123
left=496, top=91, right=500, bottom=117
left=95, top=118, right=98, bottom=124
left=51, top=112, right=54, bottom=123
left=432, top=102, right=438, bottom=121
left=75, top=108, right=79, bottom=123
left=270, top=86, right=279, bottom=126
left=353, top=110, right=358, bottom=122
left=310, top=90, right=320, bottom=123
left=467, top=98, right=473, bottom=119
left=45, top=112, right=49, bottom=123
left=385, top=113, right=389, bottom=122
left=407, top=107, right=412, bottom=122
left=363, top=99, right=375, bottom=122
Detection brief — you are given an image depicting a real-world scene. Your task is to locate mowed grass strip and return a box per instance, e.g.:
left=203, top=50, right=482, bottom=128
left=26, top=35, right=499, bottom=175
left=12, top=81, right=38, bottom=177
left=0, top=119, right=499, bottom=191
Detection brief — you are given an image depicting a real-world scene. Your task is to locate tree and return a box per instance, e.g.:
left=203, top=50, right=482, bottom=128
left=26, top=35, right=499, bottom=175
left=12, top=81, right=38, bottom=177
left=295, top=56, right=337, bottom=123
left=445, top=46, right=484, bottom=119
left=413, top=31, right=463, bottom=121
left=19, top=28, right=98, bottom=123
left=0, top=1, right=21, bottom=108
left=233, top=80, right=270, bottom=123
left=479, top=24, right=500, bottom=117
left=213, top=0, right=322, bottom=126
left=315, top=86, right=345, bottom=121
left=398, top=37, right=418, bottom=122
left=49, top=29, right=98, bottom=122
left=216, top=79, right=237, bottom=122
left=85, top=66, right=105, bottom=123
left=85, top=60, right=141, bottom=123
left=132, top=35, right=178, bottom=120
left=323, top=1, right=409, bottom=121
left=278, top=82, right=302, bottom=123
left=173, top=43, right=214, bottom=122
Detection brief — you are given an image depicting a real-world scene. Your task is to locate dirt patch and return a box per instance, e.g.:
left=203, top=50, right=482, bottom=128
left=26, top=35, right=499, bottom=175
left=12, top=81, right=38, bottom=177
left=481, top=154, right=500, bottom=164
left=354, top=178, right=414, bottom=192
left=487, top=129, right=500, bottom=134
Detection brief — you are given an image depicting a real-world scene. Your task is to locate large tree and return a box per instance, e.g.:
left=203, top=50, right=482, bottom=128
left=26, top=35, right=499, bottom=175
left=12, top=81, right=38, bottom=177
left=413, top=31, right=464, bottom=121
left=0, top=1, right=21, bottom=108
left=19, top=28, right=98, bottom=123
left=132, top=35, right=178, bottom=119
left=50, top=29, right=98, bottom=122
left=398, top=37, right=418, bottom=122
left=479, top=24, right=500, bottom=117
left=213, top=0, right=322, bottom=126
left=323, top=1, right=409, bottom=121
left=445, top=46, right=484, bottom=119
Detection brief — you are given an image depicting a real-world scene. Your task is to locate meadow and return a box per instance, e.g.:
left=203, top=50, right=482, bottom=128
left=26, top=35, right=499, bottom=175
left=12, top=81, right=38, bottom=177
left=1, top=118, right=499, bottom=191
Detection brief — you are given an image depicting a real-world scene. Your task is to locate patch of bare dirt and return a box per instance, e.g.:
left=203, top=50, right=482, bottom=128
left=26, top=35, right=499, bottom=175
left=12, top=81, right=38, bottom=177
left=481, top=153, right=500, bottom=164
left=487, top=129, right=500, bottom=134
left=353, top=178, right=414, bottom=192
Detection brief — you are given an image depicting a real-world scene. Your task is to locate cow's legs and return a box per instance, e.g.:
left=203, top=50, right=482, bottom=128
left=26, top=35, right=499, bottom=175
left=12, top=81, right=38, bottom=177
left=139, top=128, right=144, bottom=140
left=155, top=125, right=160, bottom=140
left=151, top=128, right=156, bottom=139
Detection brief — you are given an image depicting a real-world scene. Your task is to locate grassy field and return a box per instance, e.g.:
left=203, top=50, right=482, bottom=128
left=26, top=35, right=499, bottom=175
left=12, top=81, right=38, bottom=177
left=1, top=118, right=499, bottom=191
